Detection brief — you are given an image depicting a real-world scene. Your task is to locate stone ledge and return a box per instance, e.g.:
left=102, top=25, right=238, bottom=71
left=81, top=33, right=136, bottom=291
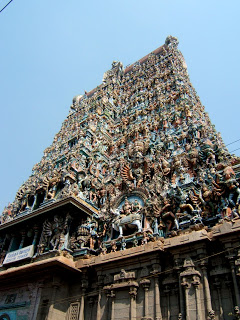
left=0, top=255, right=81, bottom=282
left=75, top=240, right=164, bottom=268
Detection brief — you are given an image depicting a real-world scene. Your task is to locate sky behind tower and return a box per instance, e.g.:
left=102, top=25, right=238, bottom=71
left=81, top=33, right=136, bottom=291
left=0, top=0, right=239, bottom=212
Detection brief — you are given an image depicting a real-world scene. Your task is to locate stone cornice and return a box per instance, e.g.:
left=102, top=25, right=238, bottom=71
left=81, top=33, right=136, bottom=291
left=0, top=196, right=98, bottom=230
left=75, top=221, right=240, bottom=270
left=0, top=255, right=81, bottom=283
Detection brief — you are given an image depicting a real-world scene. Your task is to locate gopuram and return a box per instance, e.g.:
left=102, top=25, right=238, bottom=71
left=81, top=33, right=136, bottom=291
left=0, top=36, right=240, bottom=320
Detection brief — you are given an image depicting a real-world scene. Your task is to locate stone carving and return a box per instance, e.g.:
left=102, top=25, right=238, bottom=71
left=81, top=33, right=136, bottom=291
left=207, top=310, right=216, bottom=320
left=1, top=35, right=240, bottom=257
left=103, top=61, right=124, bottom=84
left=110, top=198, right=143, bottom=237
left=229, top=306, right=240, bottom=320
left=38, top=214, right=71, bottom=252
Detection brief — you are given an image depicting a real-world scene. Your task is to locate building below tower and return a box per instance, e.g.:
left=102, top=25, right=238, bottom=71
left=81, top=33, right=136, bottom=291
left=0, top=36, right=240, bottom=320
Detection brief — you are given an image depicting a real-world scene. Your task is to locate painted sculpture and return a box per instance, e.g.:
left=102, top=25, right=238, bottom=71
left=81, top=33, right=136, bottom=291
left=1, top=35, right=240, bottom=257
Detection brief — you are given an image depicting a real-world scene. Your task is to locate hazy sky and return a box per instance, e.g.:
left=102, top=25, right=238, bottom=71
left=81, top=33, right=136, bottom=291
left=0, top=0, right=239, bottom=212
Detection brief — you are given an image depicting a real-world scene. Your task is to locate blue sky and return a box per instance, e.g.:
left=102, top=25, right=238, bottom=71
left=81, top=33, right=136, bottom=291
left=0, top=0, right=239, bottom=212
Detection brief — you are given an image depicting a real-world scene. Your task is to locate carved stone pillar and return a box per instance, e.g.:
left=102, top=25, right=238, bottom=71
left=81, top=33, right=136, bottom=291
left=227, top=254, right=240, bottom=307
left=129, top=286, right=137, bottom=320
left=225, top=276, right=234, bottom=313
left=192, top=275, right=202, bottom=320
left=151, top=266, right=162, bottom=320
left=110, top=290, right=115, bottom=320
left=200, top=262, right=215, bottom=319
left=19, top=230, right=26, bottom=249
left=235, top=249, right=240, bottom=277
left=80, top=288, right=86, bottom=320
left=7, top=235, right=15, bottom=252
left=47, top=277, right=60, bottom=320
left=105, top=290, right=111, bottom=320
left=213, top=278, right=223, bottom=320
left=31, top=281, right=44, bottom=320
left=154, top=276, right=162, bottom=320
left=140, top=279, right=151, bottom=319
left=96, top=275, right=104, bottom=320
left=181, top=281, right=190, bottom=320
left=88, top=297, right=94, bottom=320
left=32, top=225, right=39, bottom=246
left=80, top=278, right=88, bottom=320
left=164, top=285, right=171, bottom=320
left=174, top=258, right=185, bottom=319
left=180, top=257, right=202, bottom=320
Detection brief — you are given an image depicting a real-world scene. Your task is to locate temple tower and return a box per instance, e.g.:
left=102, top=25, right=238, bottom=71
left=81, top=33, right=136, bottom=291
left=0, top=36, right=239, bottom=320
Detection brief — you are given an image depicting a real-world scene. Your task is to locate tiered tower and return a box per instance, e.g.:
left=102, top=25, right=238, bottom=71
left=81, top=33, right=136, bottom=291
left=0, top=36, right=240, bottom=320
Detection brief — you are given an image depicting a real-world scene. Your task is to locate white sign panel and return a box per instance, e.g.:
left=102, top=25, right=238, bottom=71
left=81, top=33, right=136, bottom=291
left=3, top=245, right=34, bottom=265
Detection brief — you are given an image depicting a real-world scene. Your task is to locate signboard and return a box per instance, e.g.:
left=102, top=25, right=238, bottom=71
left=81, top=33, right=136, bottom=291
left=3, top=245, right=34, bottom=265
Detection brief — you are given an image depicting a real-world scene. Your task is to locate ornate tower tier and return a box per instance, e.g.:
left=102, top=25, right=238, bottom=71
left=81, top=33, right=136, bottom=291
left=0, top=36, right=240, bottom=320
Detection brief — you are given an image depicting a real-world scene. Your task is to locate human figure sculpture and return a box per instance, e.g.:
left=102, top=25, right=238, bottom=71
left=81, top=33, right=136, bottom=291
left=110, top=198, right=143, bottom=237
left=121, top=197, right=132, bottom=216
left=229, top=306, right=240, bottom=320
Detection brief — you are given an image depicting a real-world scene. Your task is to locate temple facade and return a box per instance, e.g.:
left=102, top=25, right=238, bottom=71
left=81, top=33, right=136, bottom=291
left=0, top=36, right=240, bottom=320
